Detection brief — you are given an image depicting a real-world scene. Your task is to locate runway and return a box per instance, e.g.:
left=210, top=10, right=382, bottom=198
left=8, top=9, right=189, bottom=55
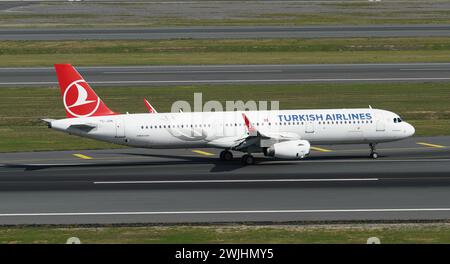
left=0, top=136, right=449, bottom=225
left=1, top=25, right=450, bottom=40
left=2, top=63, right=450, bottom=87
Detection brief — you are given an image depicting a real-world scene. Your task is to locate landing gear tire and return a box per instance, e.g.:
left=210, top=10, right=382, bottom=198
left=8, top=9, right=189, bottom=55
left=220, top=150, right=233, bottom=161
left=241, top=154, right=255, bottom=165
left=370, top=152, right=379, bottom=159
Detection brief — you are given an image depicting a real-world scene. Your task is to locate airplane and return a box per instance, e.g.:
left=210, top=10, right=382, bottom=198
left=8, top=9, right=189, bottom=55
left=43, top=64, right=415, bottom=165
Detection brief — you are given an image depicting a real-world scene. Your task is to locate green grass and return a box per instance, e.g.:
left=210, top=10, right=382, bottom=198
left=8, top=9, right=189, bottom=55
left=1, top=7, right=450, bottom=28
left=2, top=38, right=450, bottom=66
left=0, top=83, right=449, bottom=152
left=2, top=224, right=450, bottom=243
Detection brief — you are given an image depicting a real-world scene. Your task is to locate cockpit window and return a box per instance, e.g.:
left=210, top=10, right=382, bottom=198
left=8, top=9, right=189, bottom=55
left=393, top=117, right=403, bottom=123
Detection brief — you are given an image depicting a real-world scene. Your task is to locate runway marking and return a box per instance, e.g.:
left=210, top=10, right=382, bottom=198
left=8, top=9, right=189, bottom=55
left=274, top=158, right=450, bottom=164
left=336, top=146, right=444, bottom=153
left=417, top=142, right=446, bottom=149
left=400, top=68, right=450, bottom=71
left=3, top=77, right=450, bottom=86
left=2, top=208, right=450, bottom=217
left=192, top=150, right=215, bottom=156
left=310, top=146, right=332, bottom=152
left=72, top=154, right=93, bottom=160
left=103, top=70, right=282, bottom=74
left=93, top=178, right=378, bottom=185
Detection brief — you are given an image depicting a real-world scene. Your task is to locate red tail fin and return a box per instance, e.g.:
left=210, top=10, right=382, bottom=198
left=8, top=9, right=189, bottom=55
left=54, top=64, right=117, bottom=118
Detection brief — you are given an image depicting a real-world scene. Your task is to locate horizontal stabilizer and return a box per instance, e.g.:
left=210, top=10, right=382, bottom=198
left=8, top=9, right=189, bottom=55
left=41, top=118, right=55, bottom=128
left=68, top=124, right=97, bottom=133
left=41, top=118, right=55, bottom=124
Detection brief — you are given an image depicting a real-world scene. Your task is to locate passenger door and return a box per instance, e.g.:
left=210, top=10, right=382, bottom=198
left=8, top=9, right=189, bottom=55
left=115, top=117, right=125, bottom=138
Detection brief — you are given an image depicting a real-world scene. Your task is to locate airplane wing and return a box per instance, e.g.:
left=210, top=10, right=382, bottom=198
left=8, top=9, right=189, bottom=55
left=144, top=98, right=158, bottom=113
left=207, top=113, right=300, bottom=150
left=207, top=136, right=247, bottom=148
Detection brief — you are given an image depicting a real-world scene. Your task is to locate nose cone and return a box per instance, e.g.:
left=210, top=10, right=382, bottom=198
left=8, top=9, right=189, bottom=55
left=405, top=123, right=415, bottom=137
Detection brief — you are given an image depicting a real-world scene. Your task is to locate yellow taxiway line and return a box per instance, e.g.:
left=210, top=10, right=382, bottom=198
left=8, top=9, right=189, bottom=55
left=192, top=150, right=215, bottom=156
left=310, top=146, right=333, bottom=152
left=72, top=153, right=93, bottom=160
left=417, top=142, right=446, bottom=149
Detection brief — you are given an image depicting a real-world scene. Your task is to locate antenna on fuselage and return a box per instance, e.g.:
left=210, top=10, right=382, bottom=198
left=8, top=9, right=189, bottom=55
left=369, top=105, right=372, bottom=109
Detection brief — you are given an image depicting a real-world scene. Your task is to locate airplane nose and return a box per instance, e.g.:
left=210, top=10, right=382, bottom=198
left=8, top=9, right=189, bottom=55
left=406, top=123, right=415, bottom=137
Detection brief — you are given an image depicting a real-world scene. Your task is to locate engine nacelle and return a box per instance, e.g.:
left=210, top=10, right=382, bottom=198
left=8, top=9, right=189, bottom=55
left=265, top=140, right=310, bottom=159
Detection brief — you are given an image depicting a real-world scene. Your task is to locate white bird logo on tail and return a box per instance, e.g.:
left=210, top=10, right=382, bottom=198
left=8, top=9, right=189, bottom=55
left=63, top=80, right=100, bottom=118
left=68, top=83, right=95, bottom=108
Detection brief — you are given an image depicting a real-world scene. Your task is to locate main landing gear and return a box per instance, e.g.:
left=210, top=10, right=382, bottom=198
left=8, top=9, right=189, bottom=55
left=241, top=154, right=255, bottom=165
left=369, top=143, right=378, bottom=159
left=220, top=150, right=255, bottom=165
left=219, top=150, right=233, bottom=161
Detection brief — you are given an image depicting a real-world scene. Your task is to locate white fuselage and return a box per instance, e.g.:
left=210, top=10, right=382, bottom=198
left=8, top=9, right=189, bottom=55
left=49, top=108, right=415, bottom=149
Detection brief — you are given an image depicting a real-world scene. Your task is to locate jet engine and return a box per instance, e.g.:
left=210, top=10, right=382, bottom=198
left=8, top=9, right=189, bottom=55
left=264, top=140, right=310, bottom=159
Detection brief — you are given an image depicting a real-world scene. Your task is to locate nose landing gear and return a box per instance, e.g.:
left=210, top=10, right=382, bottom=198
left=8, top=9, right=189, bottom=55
left=369, top=143, right=378, bottom=159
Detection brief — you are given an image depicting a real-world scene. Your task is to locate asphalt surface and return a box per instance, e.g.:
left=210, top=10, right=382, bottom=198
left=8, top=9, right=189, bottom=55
left=0, top=136, right=449, bottom=225
left=1, top=25, right=450, bottom=40
left=2, top=63, right=450, bottom=87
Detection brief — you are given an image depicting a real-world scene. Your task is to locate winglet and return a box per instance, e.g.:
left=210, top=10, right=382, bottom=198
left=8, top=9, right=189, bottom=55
left=144, top=98, right=158, bottom=113
left=242, top=113, right=257, bottom=136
